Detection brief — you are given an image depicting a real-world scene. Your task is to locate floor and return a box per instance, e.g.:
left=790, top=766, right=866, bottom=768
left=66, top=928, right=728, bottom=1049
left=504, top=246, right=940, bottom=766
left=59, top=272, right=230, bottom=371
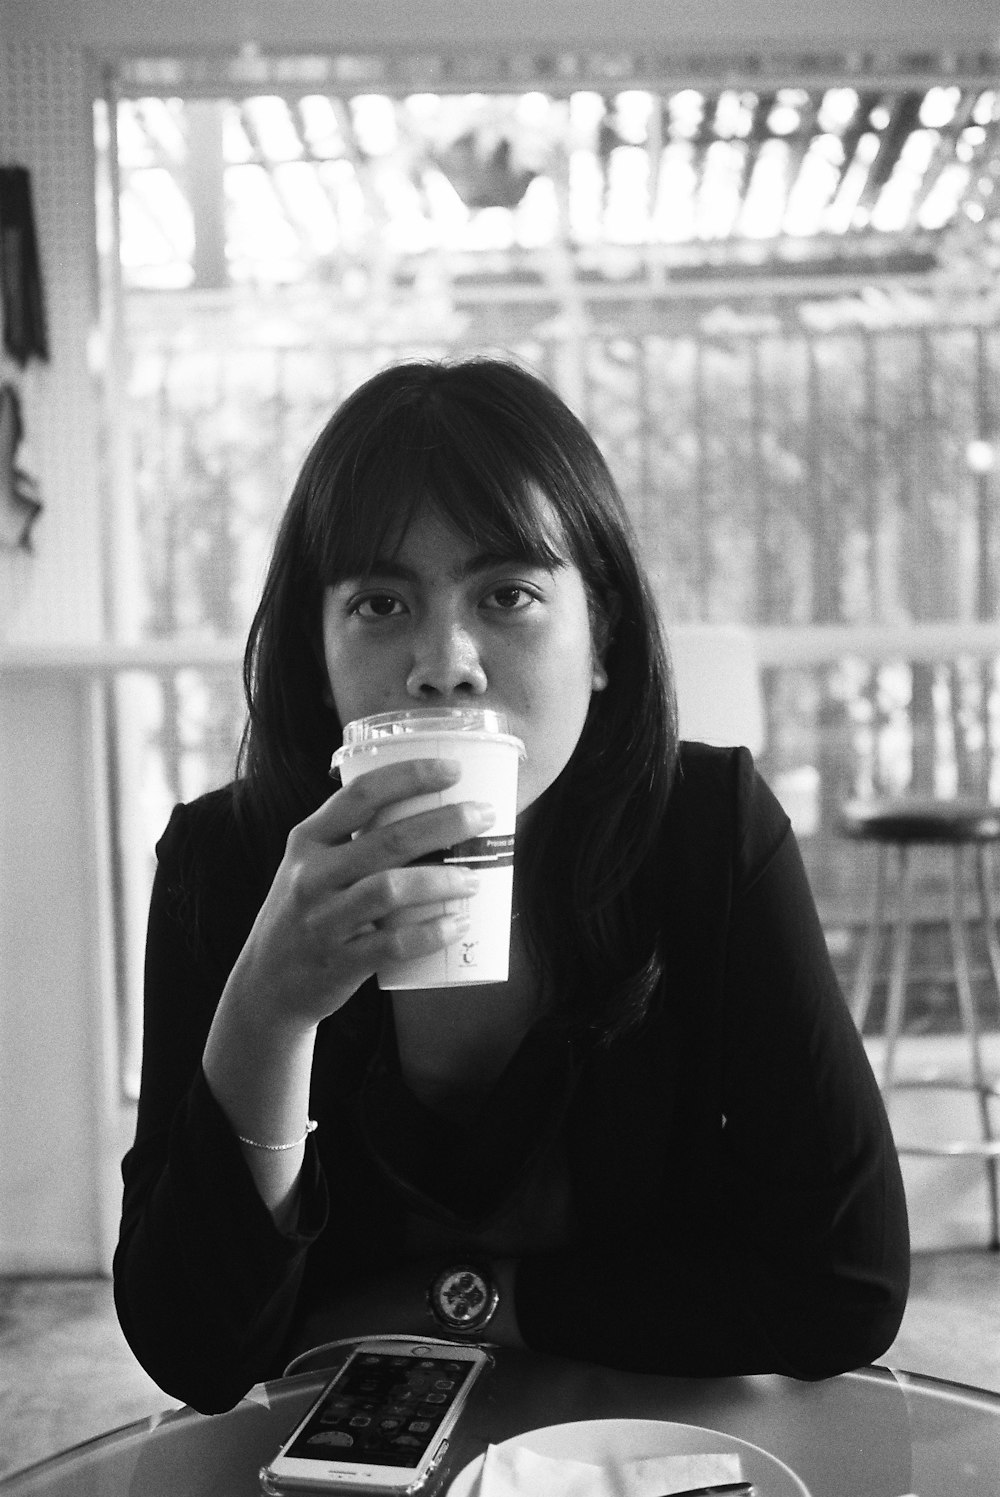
left=3, top=1039, right=1000, bottom=1480
left=0, top=1276, right=183, bottom=1481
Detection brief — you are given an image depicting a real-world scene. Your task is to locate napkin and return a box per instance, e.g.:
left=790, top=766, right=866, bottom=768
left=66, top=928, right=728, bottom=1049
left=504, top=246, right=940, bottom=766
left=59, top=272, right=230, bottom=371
left=475, top=1443, right=744, bottom=1496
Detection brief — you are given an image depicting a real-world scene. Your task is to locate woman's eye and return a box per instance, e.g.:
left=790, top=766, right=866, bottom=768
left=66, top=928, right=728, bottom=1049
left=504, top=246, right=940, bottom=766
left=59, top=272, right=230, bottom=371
left=483, top=585, right=535, bottom=612
left=353, top=594, right=404, bottom=619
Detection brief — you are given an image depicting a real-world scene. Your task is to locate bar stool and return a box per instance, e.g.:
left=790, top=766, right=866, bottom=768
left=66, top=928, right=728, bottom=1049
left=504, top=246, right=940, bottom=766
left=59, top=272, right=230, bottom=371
left=840, top=797, right=1000, bottom=1251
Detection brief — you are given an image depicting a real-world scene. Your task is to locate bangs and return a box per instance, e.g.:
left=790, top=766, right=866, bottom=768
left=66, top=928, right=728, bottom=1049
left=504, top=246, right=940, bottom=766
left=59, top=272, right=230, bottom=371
left=306, top=387, right=569, bottom=586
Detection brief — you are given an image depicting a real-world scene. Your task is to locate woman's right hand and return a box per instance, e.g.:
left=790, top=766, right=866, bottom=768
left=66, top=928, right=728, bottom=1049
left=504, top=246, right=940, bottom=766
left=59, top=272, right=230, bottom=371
left=223, top=756, right=494, bottom=1034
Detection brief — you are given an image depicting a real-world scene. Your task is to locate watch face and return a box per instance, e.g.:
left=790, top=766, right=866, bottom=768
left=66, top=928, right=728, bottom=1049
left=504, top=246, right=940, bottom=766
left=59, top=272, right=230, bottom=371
left=432, top=1266, right=497, bottom=1331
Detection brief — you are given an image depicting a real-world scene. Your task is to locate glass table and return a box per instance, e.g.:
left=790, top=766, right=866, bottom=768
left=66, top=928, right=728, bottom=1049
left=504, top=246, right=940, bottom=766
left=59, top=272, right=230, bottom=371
left=1, top=1348, right=998, bottom=1496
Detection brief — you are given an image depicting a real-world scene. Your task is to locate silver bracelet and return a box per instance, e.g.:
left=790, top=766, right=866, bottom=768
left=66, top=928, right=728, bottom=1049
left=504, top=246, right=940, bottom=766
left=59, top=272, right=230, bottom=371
left=236, top=1119, right=318, bottom=1152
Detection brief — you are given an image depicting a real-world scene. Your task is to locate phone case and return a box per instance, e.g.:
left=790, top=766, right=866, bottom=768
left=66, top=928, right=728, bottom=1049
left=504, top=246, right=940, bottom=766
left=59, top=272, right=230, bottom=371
left=259, top=1445, right=451, bottom=1497
left=259, top=1341, right=492, bottom=1497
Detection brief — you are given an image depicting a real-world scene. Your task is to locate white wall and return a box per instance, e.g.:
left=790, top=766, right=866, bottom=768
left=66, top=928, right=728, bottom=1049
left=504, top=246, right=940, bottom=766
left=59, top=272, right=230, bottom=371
left=0, top=5, right=122, bottom=1273
left=0, top=22, right=103, bottom=647
left=1, top=0, right=997, bottom=1273
left=0, top=670, right=121, bottom=1271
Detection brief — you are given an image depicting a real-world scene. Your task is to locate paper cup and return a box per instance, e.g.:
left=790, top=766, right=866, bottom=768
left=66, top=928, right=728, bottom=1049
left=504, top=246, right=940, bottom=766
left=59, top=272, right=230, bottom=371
left=331, top=708, right=525, bottom=988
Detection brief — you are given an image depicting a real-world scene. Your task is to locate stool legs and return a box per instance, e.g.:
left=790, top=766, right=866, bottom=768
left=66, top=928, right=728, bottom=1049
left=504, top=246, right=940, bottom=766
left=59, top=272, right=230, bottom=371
left=881, top=846, right=916, bottom=1095
left=851, top=838, right=1000, bottom=1251
left=975, top=845, right=1000, bottom=1248
left=977, top=846, right=1000, bottom=1013
left=948, top=847, right=1000, bottom=1250
left=850, top=845, right=887, bottom=1034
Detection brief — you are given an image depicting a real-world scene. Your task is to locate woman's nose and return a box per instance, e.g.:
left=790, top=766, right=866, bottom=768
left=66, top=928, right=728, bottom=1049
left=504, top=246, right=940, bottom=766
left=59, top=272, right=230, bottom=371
left=406, top=618, right=488, bottom=699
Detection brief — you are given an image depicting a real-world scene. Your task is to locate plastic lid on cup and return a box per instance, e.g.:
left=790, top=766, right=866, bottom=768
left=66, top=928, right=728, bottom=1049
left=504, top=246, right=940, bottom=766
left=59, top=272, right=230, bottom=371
left=331, top=707, right=526, bottom=772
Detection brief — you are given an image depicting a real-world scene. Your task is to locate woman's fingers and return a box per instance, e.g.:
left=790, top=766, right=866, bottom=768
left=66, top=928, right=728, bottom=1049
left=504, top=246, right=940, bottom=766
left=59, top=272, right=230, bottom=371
left=343, top=906, right=473, bottom=969
left=292, top=755, right=494, bottom=886
left=247, top=757, right=495, bottom=1019
left=303, top=757, right=463, bottom=844
left=288, top=797, right=492, bottom=917
left=357, top=864, right=480, bottom=932
left=348, top=797, right=495, bottom=881
left=309, top=862, right=478, bottom=940
left=299, top=769, right=495, bottom=888
left=377, top=898, right=468, bottom=932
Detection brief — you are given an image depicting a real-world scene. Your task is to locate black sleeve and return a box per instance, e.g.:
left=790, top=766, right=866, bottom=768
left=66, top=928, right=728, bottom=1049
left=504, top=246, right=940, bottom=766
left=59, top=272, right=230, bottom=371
left=514, top=747, right=909, bottom=1378
left=113, top=798, right=329, bottom=1413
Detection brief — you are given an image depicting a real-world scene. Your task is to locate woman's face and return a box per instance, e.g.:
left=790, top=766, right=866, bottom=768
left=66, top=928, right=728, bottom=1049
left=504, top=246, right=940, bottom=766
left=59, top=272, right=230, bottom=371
left=321, top=498, right=607, bottom=819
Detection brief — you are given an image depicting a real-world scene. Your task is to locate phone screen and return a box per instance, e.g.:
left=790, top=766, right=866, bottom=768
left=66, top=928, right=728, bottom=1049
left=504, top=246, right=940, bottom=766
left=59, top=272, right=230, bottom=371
left=282, top=1350, right=476, bottom=1470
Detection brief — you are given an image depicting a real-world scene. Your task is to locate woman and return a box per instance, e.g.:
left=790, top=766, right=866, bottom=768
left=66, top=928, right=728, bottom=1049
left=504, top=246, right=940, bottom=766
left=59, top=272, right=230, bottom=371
left=114, top=357, right=909, bottom=1414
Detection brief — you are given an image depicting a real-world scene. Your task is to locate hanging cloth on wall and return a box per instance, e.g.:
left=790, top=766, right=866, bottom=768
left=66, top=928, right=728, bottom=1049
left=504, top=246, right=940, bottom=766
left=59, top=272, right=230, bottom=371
left=0, top=166, right=49, bottom=366
left=0, top=382, right=43, bottom=551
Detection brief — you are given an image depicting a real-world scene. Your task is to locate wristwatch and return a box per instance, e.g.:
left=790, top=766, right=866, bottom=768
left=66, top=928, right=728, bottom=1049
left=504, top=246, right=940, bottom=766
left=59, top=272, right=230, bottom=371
left=427, top=1262, right=500, bottom=1338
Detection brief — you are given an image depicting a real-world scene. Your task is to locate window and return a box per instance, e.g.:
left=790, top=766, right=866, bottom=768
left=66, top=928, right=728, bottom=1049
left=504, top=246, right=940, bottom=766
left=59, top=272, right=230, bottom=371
left=96, top=51, right=1000, bottom=1094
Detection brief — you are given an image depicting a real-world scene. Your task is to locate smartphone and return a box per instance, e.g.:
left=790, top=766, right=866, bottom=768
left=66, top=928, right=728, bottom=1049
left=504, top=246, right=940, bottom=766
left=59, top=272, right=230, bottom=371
left=260, top=1339, right=492, bottom=1495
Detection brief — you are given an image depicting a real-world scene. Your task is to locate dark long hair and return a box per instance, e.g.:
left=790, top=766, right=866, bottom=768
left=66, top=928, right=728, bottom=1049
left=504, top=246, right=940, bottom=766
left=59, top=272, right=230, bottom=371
left=237, top=357, right=678, bottom=1040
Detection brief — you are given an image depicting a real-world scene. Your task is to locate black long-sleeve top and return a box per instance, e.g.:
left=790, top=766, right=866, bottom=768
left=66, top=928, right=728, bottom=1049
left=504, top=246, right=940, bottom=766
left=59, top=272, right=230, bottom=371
left=114, top=743, right=909, bottom=1412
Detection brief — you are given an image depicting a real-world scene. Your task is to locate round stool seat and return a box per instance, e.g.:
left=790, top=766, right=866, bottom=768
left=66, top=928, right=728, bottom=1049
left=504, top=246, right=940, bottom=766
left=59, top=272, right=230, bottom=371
left=840, top=798, right=1000, bottom=845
